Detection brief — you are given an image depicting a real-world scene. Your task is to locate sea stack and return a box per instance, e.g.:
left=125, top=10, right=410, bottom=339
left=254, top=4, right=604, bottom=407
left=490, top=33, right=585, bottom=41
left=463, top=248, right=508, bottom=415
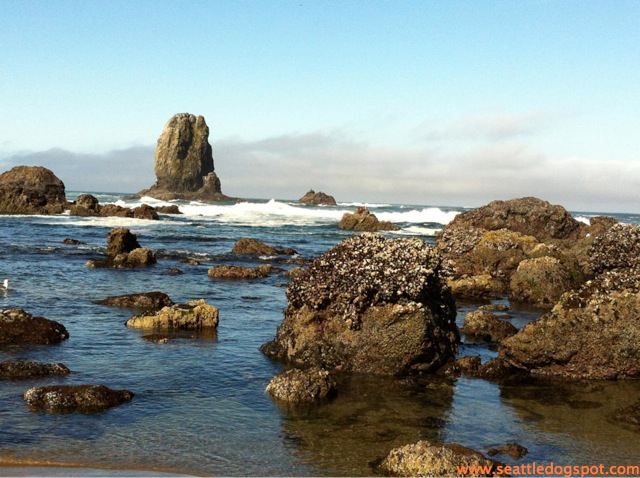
left=136, top=113, right=232, bottom=202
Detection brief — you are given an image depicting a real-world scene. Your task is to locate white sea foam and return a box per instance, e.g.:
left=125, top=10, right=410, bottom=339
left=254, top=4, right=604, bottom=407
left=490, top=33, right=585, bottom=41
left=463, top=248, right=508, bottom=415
left=376, top=207, right=460, bottom=225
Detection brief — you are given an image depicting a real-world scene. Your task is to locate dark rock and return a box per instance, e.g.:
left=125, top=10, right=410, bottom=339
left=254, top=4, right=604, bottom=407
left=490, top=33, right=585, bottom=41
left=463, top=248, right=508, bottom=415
left=0, top=309, right=69, bottom=345
left=339, top=206, right=399, bottom=231
left=208, top=264, right=277, bottom=279
left=298, top=189, right=337, bottom=206
left=69, top=193, right=100, bottom=216
left=378, top=440, right=504, bottom=477
left=23, top=384, right=133, bottom=414
left=106, top=227, right=141, bottom=256
left=69, top=194, right=160, bottom=220
left=62, top=238, right=86, bottom=245
left=125, top=299, right=219, bottom=330
left=135, top=113, right=232, bottom=202
left=487, top=443, right=528, bottom=460
left=265, top=367, right=337, bottom=404
left=610, top=401, right=640, bottom=428
left=87, top=228, right=156, bottom=269
left=167, top=268, right=183, bottom=275
left=97, top=292, right=174, bottom=311
left=461, top=310, right=518, bottom=342
left=232, top=237, right=297, bottom=255
left=0, top=361, right=70, bottom=380
left=0, top=166, right=67, bottom=214
left=261, top=233, right=458, bottom=375
left=155, top=205, right=182, bottom=214
left=132, top=204, right=159, bottom=220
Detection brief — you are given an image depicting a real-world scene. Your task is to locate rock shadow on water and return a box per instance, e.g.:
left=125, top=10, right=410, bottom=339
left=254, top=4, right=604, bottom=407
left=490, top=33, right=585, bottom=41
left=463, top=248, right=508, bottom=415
left=275, top=373, right=455, bottom=476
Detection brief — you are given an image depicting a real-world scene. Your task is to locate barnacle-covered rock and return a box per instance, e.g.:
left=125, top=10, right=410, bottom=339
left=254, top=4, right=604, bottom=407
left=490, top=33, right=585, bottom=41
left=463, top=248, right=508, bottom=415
left=0, top=361, right=70, bottom=380
left=125, top=299, right=219, bottom=331
left=265, top=367, right=336, bottom=404
left=461, top=310, right=517, bottom=343
left=508, top=256, right=577, bottom=307
left=207, top=264, right=278, bottom=279
left=0, top=309, right=69, bottom=345
left=24, top=384, right=133, bottom=414
left=377, top=440, right=503, bottom=477
left=588, top=223, right=640, bottom=274
left=261, top=233, right=458, bottom=375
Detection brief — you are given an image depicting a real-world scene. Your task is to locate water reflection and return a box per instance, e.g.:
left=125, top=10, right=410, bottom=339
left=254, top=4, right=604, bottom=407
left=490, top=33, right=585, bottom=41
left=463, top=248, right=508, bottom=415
left=278, top=373, right=455, bottom=476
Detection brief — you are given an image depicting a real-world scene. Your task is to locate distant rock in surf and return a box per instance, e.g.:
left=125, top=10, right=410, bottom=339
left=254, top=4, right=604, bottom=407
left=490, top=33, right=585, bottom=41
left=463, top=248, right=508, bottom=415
left=232, top=237, right=297, bottom=255
left=97, top=291, right=174, bottom=312
left=0, top=165, right=67, bottom=215
left=298, top=189, right=337, bottom=206
left=135, top=113, right=233, bottom=202
left=70, top=193, right=161, bottom=220
left=338, top=206, right=399, bottom=232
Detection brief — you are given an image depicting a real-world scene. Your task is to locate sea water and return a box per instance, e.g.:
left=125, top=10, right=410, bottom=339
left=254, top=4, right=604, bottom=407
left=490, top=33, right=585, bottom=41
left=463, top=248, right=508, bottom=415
left=1, top=195, right=639, bottom=476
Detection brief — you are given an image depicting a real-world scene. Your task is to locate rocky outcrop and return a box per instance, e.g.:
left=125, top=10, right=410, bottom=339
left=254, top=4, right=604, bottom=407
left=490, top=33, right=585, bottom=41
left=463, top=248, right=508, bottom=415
left=23, top=384, right=134, bottom=414
left=461, top=310, right=518, bottom=342
left=136, top=113, right=232, bottom=202
left=232, top=238, right=297, bottom=255
left=436, top=197, right=599, bottom=303
left=499, top=224, right=640, bottom=379
left=97, top=292, right=174, bottom=311
left=378, top=440, right=503, bottom=477
left=265, top=367, right=336, bottom=404
left=0, top=166, right=67, bottom=214
left=0, top=361, right=70, bottom=380
left=260, top=233, right=458, bottom=375
left=0, top=309, right=69, bottom=345
left=69, top=194, right=160, bottom=220
left=443, top=197, right=584, bottom=241
left=298, top=190, right=337, bottom=206
left=208, top=264, right=278, bottom=280
left=86, top=228, right=157, bottom=268
left=339, top=206, right=399, bottom=231
left=125, top=299, right=219, bottom=331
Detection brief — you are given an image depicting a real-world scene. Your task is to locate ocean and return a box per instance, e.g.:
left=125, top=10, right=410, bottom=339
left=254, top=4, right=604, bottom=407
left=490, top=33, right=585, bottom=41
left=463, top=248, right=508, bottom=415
left=1, top=193, right=639, bottom=476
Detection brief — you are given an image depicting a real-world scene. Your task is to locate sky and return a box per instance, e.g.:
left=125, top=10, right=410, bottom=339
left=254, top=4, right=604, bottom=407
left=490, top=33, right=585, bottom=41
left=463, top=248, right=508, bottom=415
left=1, top=0, right=639, bottom=213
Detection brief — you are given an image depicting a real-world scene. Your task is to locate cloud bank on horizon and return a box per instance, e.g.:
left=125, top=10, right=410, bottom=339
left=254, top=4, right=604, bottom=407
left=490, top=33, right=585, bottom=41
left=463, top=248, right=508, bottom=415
left=1, top=1, right=638, bottom=213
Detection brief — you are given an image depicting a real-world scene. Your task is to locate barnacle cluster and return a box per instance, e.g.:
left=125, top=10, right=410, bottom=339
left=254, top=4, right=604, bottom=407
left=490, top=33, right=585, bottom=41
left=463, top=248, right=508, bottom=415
left=286, top=233, right=450, bottom=318
left=589, top=223, right=640, bottom=274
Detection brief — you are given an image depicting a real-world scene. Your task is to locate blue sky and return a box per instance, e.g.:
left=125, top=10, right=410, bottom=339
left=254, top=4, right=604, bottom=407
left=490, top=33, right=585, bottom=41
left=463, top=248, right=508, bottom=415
left=1, top=0, right=639, bottom=212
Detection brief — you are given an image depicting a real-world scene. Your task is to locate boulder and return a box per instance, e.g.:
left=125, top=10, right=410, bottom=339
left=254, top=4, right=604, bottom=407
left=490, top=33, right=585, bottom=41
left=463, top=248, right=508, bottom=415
left=265, top=367, right=336, bottom=404
left=442, top=197, right=584, bottom=242
left=509, top=256, right=577, bottom=307
left=135, top=113, right=232, bottom=202
left=339, top=206, right=399, bottom=231
left=0, top=309, right=69, bottom=345
left=0, top=361, right=70, bottom=380
left=378, top=440, right=503, bottom=477
left=125, top=299, right=219, bottom=330
left=0, top=166, right=67, bottom=214
left=436, top=197, right=590, bottom=303
left=232, top=237, right=297, bottom=255
left=87, top=228, right=157, bottom=269
left=260, top=233, right=459, bottom=375
left=461, top=310, right=518, bottom=342
left=155, top=205, right=182, bottom=214
left=69, top=193, right=100, bottom=216
left=23, top=384, right=133, bottom=414
left=487, top=443, right=528, bottom=460
left=97, top=292, right=174, bottom=311
left=63, top=238, right=86, bottom=245
left=298, top=189, right=337, bottom=206
left=208, top=264, right=277, bottom=280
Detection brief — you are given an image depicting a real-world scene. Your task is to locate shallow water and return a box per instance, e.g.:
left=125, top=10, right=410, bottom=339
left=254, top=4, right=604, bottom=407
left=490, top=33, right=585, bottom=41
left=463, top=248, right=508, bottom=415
left=1, top=196, right=639, bottom=476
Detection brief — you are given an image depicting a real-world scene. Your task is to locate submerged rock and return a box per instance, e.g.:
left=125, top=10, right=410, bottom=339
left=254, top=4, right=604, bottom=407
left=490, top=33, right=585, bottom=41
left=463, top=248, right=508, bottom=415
left=23, top=384, right=133, bottom=414
left=461, top=310, right=517, bottom=343
left=0, top=165, right=67, bottom=215
left=339, top=206, right=399, bottom=231
left=97, top=292, right=174, bottom=311
left=208, top=264, right=278, bottom=279
left=0, top=309, right=69, bottom=345
left=0, top=361, right=70, bottom=380
left=378, top=440, right=503, bottom=477
left=135, top=113, right=232, bottom=202
left=298, top=189, right=337, bottom=206
left=125, top=299, right=219, bottom=331
left=266, top=367, right=336, bottom=404
left=487, top=443, right=528, bottom=460
left=261, top=233, right=458, bottom=375
left=232, top=237, right=297, bottom=255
